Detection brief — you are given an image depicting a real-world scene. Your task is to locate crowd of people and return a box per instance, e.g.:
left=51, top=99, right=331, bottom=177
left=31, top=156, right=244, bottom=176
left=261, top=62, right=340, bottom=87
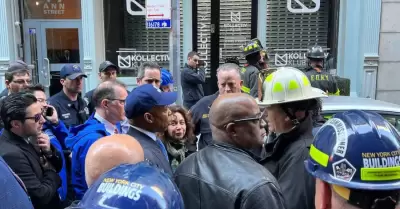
left=0, top=39, right=399, bottom=209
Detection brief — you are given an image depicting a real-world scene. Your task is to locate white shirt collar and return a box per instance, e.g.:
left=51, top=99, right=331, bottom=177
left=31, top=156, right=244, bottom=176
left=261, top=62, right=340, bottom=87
left=131, top=125, right=157, bottom=141
left=94, top=113, right=117, bottom=135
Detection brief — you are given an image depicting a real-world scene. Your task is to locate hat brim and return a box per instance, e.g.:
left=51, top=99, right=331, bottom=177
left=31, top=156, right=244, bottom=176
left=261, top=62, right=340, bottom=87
left=257, top=87, right=328, bottom=107
left=67, top=73, right=87, bottom=80
left=101, top=64, right=120, bottom=72
left=157, top=92, right=177, bottom=106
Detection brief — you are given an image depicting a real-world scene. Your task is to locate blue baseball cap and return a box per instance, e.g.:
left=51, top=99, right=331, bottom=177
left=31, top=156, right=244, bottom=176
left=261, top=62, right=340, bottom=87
left=60, top=64, right=87, bottom=80
left=125, top=84, right=177, bottom=119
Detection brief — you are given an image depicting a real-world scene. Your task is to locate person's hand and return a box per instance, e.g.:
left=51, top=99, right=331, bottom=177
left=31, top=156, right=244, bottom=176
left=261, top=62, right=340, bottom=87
left=45, top=105, right=58, bottom=125
left=37, top=133, right=51, bottom=153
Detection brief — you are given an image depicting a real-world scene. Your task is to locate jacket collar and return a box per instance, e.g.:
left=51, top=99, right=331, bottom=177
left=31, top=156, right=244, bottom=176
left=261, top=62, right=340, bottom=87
left=185, top=63, right=196, bottom=70
left=1, top=129, right=41, bottom=160
left=211, top=142, right=260, bottom=161
left=263, top=115, right=313, bottom=159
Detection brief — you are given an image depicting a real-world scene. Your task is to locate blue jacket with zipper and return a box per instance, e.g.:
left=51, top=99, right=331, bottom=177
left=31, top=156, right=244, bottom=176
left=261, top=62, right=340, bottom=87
left=65, top=114, right=122, bottom=200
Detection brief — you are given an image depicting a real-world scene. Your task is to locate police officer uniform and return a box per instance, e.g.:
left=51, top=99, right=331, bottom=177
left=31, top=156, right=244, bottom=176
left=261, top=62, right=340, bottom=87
left=304, top=45, right=340, bottom=95
left=48, top=65, right=90, bottom=129
left=240, top=38, right=268, bottom=98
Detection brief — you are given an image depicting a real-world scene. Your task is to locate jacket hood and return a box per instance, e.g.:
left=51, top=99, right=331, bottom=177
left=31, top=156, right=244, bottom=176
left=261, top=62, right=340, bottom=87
left=65, top=116, right=107, bottom=149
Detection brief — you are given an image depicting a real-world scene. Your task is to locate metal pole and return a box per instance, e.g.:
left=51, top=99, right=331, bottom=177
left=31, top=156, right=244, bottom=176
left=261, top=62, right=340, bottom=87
left=169, top=0, right=182, bottom=105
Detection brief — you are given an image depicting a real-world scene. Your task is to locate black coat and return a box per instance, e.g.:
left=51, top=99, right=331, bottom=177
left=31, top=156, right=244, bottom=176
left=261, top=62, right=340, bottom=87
left=0, top=130, right=63, bottom=209
left=174, top=142, right=287, bottom=209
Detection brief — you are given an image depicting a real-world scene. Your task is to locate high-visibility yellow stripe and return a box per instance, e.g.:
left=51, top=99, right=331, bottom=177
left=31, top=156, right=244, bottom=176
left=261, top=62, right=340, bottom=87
left=288, top=80, right=300, bottom=90
left=241, top=85, right=250, bottom=93
left=361, top=166, right=400, bottom=181
left=310, top=144, right=329, bottom=167
left=272, top=82, right=284, bottom=93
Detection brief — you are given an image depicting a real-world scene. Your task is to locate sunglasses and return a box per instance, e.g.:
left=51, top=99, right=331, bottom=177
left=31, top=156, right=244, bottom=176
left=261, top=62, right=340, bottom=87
left=223, top=109, right=267, bottom=128
left=25, top=113, right=43, bottom=123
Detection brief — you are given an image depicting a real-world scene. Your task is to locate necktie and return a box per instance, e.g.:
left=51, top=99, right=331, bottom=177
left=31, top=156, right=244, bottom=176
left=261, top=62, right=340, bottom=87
left=156, top=138, right=169, bottom=161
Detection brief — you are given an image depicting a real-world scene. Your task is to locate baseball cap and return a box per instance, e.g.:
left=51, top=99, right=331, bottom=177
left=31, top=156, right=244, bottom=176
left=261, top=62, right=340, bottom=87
left=7, top=60, right=33, bottom=72
left=125, top=84, right=177, bottom=119
left=99, top=61, right=119, bottom=73
left=60, top=64, right=87, bottom=80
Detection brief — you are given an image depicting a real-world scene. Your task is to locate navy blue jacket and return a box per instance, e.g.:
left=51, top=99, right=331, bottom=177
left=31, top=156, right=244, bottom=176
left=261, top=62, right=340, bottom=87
left=126, top=127, right=173, bottom=176
left=190, top=92, right=219, bottom=150
left=181, top=64, right=205, bottom=103
left=0, top=156, right=34, bottom=209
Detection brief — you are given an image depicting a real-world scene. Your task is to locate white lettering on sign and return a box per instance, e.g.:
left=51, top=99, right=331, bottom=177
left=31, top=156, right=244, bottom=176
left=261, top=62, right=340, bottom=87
left=274, top=49, right=329, bottom=67
left=197, top=12, right=211, bottom=79
left=287, top=0, right=320, bottom=14
left=117, top=50, right=170, bottom=69
left=362, top=151, right=400, bottom=168
left=319, top=118, right=348, bottom=157
left=43, top=0, right=65, bottom=15
left=223, top=11, right=248, bottom=31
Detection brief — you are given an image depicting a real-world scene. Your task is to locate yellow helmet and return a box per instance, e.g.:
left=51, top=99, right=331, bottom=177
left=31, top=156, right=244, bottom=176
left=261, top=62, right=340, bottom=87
left=257, top=67, right=327, bottom=106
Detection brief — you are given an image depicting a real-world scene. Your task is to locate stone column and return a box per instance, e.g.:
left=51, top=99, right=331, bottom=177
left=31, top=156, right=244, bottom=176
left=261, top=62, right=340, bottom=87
left=80, top=0, right=106, bottom=92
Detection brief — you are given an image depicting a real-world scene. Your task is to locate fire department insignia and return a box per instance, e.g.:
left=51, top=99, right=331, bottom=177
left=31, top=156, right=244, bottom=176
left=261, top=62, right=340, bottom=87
left=332, top=159, right=356, bottom=182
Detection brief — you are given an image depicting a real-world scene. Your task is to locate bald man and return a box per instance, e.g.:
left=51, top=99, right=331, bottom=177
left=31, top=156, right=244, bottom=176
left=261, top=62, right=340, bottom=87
left=85, top=134, right=144, bottom=186
left=174, top=93, right=287, bottom=209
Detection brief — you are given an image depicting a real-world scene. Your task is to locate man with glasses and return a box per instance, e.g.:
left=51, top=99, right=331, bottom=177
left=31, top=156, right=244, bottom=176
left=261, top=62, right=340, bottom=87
left=174, top=93, right=286, bottom=209
left=24, top=84, right=71, bottom=207
left=181, top=51, right=206, bottom=109
left=65, top=80, right=128, bottom=200
left=0, top=60, right=32, bottom=98
left=48, top=64, right=90, bottom=129
left=0, top=92, right=63, bottom=209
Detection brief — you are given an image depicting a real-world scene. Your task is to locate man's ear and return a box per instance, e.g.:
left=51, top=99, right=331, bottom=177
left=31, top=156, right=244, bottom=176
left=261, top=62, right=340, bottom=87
left=136, top=78, right=141, bottom=85
left=98, top=72, right=102, bottom=80
left=226, top=123, right=236, bottom=137
left=10, top=120, right=21, bottom=129
left=144, top=112, right=154, bottom=124
left=60, top=79, right=65, bottom=85
left=5, top=80, right=10, bottom=89
left=315, top=179, right=332, bottom=209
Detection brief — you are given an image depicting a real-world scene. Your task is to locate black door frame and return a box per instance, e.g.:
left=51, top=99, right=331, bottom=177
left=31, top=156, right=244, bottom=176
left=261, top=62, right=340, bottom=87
left=192, top=0, right=259, bottom=95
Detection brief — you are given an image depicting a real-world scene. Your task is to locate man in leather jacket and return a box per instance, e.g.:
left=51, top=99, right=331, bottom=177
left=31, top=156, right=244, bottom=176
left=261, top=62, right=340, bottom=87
left=257, top=67, right=328, bottom=209
left=174, top=93, right=286, bottom=209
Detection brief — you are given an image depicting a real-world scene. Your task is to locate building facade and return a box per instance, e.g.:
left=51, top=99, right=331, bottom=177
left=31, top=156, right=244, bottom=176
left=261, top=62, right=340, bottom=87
left=0, top=0, right=397, bottom=103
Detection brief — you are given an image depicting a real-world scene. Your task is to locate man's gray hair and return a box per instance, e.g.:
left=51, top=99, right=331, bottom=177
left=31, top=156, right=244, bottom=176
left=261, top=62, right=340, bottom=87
left=216, top=63, right=241, bottom=76
left=92, top=80, right=127, bottom=108
left=137, top=62, right=160, bottom=79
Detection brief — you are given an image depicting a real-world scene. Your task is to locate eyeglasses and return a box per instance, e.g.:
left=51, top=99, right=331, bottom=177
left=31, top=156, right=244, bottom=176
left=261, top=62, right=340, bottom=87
left=108, top=98, right=126, bottom=104
left=224, top=109, right=267, bottom=127
left=25, top=113, right=43, bottom=123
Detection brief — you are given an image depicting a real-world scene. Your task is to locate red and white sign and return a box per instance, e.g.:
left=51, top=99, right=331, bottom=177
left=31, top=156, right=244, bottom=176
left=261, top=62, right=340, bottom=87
left=146, top=0, right=171, bottom=20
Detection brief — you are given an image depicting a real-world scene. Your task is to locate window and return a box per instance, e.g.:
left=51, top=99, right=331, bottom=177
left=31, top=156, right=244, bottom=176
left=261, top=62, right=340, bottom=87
left=103, top=0, right=170, bottom=77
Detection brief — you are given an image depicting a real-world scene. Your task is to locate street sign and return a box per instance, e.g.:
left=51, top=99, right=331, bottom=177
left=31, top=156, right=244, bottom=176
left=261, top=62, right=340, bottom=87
left=146, top=0, right=171, bottom=29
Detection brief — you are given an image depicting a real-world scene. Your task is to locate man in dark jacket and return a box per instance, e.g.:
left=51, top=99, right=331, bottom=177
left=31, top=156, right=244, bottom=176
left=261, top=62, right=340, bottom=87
left=257, top=67, right=328, bottom=209
left=181, top=51, right=206, bottom=109
left=0, top=92, right=63, bottom=209
left=125, top=84, right=177, bottom=176
left=84, top=61, right=122, bottom=114
left=174, top=93, right=286, bottom=209
left=190, top=63, right=243, bottom=150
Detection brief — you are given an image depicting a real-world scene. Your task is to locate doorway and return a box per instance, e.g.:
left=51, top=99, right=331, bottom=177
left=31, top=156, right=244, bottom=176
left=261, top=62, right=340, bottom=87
left=193, top=0, right=257, bottom=96
left=23, top=20, right=83, bottom=96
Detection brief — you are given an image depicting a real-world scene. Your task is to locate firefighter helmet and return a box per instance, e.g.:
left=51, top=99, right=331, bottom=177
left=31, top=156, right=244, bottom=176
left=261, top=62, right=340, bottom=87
left=243, top=39, right=264, bottom=57
left=306, top=45, right=325, bottom=59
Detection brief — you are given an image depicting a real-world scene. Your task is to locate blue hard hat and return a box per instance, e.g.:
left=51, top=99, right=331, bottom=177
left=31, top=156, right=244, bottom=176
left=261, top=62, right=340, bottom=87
left=73, top=162, right=184, bottom=209
left=161, top=68, right=174, bottom=87
left=305, top=110, right=400, bottom=190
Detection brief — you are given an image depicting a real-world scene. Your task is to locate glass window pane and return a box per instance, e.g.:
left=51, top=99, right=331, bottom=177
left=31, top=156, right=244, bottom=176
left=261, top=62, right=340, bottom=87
left=45, top=28, right=80, bottom=64
left=23, top=0, right=81, bottom=19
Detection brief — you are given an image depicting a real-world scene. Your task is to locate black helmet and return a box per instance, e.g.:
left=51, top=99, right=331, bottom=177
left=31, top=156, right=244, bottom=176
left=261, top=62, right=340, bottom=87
left=306, top=45, right=325, bottom=59
left=243, top=39, right=264, bottom=57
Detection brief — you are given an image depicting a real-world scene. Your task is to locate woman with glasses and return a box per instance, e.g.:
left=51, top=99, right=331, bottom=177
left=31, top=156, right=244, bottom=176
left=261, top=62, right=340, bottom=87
left=159, top=105, right=195, bottom=172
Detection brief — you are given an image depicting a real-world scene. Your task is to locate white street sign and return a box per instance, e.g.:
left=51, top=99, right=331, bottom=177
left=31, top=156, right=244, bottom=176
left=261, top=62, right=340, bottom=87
left=146, top=0, right=171, bottom=20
